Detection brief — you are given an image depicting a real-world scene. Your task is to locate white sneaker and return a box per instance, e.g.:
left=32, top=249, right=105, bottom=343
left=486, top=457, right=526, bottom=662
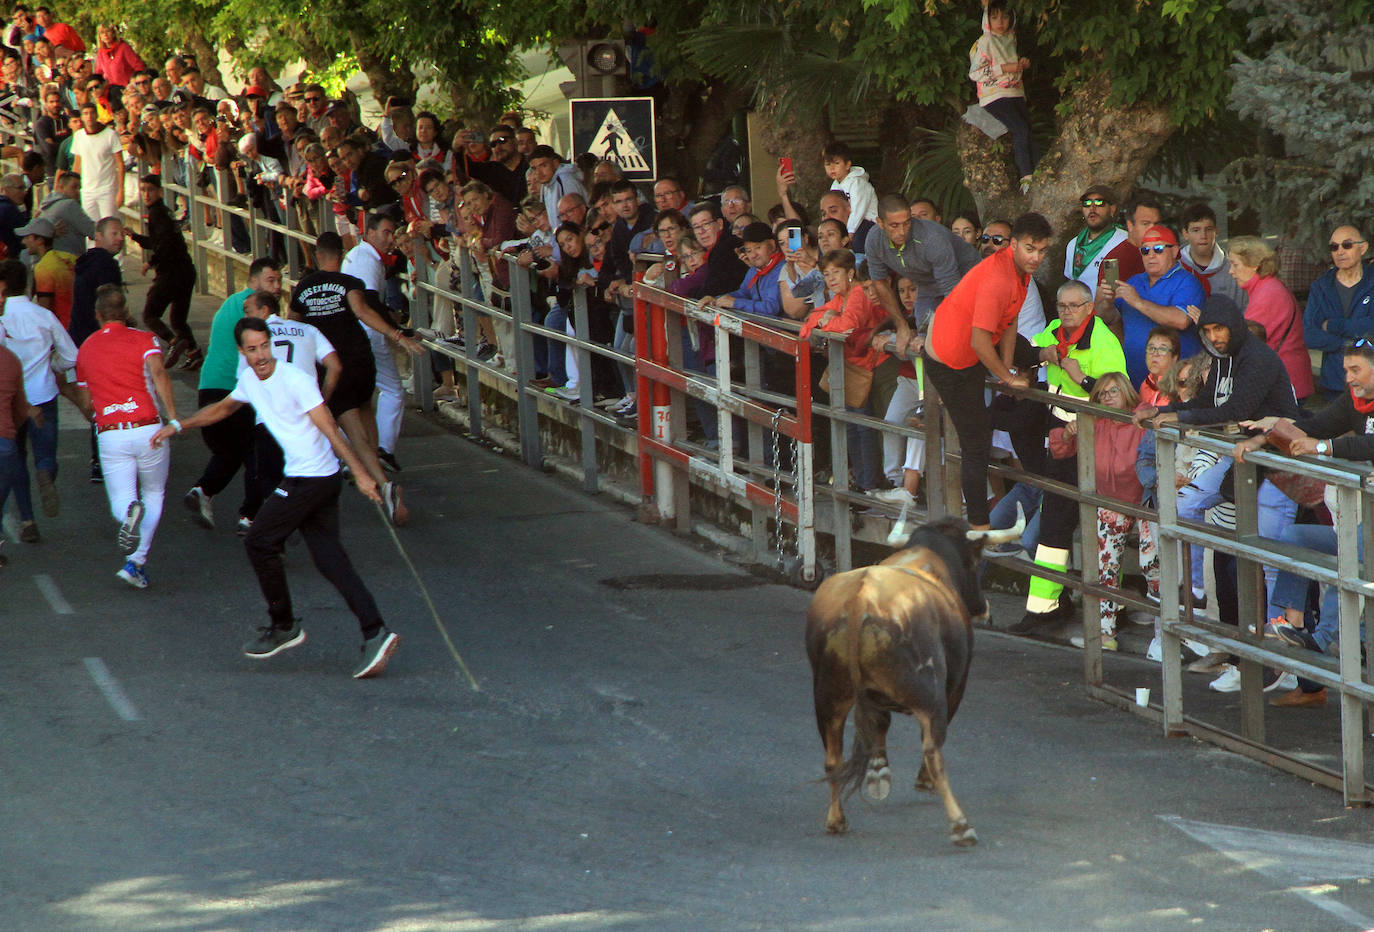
left=868, top=487, right=915, bottom=505
left=1208, top=664, right=1241, bottom=692
left=1146, top=636, right=1163, bottom=662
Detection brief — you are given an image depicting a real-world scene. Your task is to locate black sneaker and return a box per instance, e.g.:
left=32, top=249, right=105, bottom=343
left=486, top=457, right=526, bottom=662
left=243, top=622, right=306, bottom=659
left=377, top=448, right=401, bottom=473
left=354, top=628, right=400, bottom=679
left=1273, top=624, right=1322, bottom=652
left=475, top=341, right=497, bottom=362
left=184, top=486, right=214, bottom=529
left=1008, top=599, right=1073, bottom=634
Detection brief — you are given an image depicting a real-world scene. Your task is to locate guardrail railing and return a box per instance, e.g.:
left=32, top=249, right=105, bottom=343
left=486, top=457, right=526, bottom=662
left=11, top=123, right=1365, bottom=801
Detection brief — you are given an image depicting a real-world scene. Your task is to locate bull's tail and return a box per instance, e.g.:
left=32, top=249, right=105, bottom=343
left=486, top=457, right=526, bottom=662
left=836, top=600, right=883, bottom=800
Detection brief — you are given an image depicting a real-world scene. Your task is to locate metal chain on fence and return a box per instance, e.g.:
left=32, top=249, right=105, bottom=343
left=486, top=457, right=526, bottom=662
left=770, top=408, right=801, bottom=567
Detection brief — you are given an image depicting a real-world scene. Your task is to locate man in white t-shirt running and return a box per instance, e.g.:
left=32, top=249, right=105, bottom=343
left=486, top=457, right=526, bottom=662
left=70, top=103, right=125, bottom=226
left=152, top=316, right=400, bottom=679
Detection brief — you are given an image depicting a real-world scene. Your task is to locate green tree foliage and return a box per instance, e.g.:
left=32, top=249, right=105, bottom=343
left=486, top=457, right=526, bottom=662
left=672, top=0, right=1239, bottom=135
left=1222, top=0, right=1374, bottom=245
left=63, top=0, right=538, bottom=116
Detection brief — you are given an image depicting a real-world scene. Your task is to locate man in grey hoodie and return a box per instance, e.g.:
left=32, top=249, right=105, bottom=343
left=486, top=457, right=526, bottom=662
left=37, top=172, right=95, bottom=256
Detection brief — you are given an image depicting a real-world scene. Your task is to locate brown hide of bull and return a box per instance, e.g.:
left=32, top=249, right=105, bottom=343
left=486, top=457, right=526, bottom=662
left=805, top=547, right=979, bottom=847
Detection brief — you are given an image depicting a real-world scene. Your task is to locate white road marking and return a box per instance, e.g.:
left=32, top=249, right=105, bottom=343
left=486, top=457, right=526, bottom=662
left=34, top=574, right=74, bottom=614
left=1162, top=814, right=1374, bottom=929
left=83, top=657, right=142, bottom=722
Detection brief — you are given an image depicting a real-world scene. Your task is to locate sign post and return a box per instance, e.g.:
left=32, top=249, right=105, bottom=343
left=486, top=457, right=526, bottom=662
left=570, top=97, right=657, bottom=182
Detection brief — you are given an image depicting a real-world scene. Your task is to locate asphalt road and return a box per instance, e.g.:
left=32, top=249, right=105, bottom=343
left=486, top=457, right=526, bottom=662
left=5, top=298, right=1374, bottom=929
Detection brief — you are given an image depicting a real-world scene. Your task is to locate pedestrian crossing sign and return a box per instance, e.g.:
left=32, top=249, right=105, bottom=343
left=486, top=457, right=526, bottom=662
left=570, top=97, right=657, bottom=182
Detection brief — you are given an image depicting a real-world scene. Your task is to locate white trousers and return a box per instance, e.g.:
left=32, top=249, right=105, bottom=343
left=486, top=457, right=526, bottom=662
left=882, top=374, right=926, bottom=484
left=366, top=325, right=404, bottom=454
left=98, top=423, right=169, bottom=565
left=81, top=189, right=118, bottom=227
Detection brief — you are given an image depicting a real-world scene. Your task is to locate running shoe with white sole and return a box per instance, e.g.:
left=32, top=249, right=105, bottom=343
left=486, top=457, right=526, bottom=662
left=118, top=500, right=145, bottom=555
left=382, top=481, right=409, bottom=526
left=354, top=628, right=400, bottom=679
left=243, top=622, right=306, bottom=658
left=1265, top=671, right=1299, bottom=693
left=184, top=486, right=214, bottom=529
left=116, top=560, right=148, bottom=589
left=1208, top=663, right=1240, bottom=692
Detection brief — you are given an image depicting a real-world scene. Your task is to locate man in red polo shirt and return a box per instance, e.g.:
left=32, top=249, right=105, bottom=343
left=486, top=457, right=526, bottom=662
left=922, top=211, right=1054, bottom=528
left=73, top=284, right=178, bottom=589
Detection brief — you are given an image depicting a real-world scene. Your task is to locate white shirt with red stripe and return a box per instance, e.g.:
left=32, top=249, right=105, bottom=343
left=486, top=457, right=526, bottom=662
left=76, top=321, right=163, bottom=429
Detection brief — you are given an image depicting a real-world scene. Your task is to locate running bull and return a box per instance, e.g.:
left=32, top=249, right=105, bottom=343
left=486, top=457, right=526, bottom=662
left=804, top=508, right=1023, bottom=846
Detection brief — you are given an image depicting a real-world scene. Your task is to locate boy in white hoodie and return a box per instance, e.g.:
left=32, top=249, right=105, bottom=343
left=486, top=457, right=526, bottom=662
left=822, top=141, right=877, bottom=236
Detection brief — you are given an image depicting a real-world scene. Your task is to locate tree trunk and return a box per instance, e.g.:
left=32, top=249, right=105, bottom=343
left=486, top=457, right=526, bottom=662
left=959, top=71, right=1173, bottom=280
left=658, top=80, right=752, bottom=196
left=182, top=24, right=227, bottom=90
left=351, top=41, right=416, bottom=107
left=751, top=98, right=829, bottom=218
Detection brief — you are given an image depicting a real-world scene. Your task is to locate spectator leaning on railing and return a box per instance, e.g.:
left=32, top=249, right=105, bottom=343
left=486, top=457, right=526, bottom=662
left=1234, top=337, right=1374, bottom=707
left=1008, top=278, right=1127, bottom=634
left=921, top=211, right=1051, bottom=531
left=1134, top=293, right=1301, bottom=616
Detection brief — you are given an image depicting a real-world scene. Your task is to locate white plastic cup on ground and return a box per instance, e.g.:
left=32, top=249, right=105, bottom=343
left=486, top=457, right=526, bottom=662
left=1136, top=687, right=1150, bottom=707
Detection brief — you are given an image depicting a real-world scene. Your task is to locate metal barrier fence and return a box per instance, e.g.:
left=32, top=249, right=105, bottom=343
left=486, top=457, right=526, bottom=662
left=6, top=119, right=1368, bottom=801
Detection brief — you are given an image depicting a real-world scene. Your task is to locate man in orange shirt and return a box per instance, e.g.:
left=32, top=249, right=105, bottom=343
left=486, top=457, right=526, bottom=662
left=19, top=218, right=76, bottom=329
left=922, top=211, right=1054, bottom=528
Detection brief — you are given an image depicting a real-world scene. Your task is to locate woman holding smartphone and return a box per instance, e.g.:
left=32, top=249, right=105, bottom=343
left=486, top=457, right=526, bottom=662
left=775, top=220, right=823, bottom=320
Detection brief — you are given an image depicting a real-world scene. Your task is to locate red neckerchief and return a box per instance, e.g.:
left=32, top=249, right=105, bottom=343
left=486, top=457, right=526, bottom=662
left=1055, top=313, right=1094, bottom=360
left=748, top=249, right=784, bottom=285
left=1351, top=386, right=1374, bottom=414
left=1140, top=373, right=1161, bottom=404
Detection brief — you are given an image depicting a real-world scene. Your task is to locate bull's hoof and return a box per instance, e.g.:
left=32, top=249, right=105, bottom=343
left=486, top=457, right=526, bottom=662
left=863, top=761, right=892, bottom=801
left=950, top=822, right=978, bottom=847
left=826, top=816, right=850, bottom=835
left=914, top=772, right=935, bottom=793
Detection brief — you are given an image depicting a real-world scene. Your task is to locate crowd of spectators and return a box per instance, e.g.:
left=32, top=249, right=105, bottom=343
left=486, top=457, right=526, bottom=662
left=1, top=7, right=1370, bottom=707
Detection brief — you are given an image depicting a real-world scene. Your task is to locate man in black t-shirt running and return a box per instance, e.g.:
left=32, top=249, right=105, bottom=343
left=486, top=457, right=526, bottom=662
left=289, top=232, right=422, bottom=524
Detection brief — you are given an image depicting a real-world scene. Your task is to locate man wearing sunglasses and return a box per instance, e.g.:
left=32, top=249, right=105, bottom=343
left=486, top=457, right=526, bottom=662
left=978, top=218, right=1045, bottom=336
left=300, top=83, right=330, bottom=135
left=469, top=124, right=527, bottom=207
left=1064, top=184, right=1126, bottom=297
left=1303, top=225, right=1374, bottom=399
left=1098, top=224, right=1203, bottom=385
left=1093, top=195, right=1162, bottom=307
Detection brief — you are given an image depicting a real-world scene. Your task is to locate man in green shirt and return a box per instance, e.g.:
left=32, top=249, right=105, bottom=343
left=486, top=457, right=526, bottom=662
left=1062, top=184, right=1126, bottom=299
left=183, top=257, right=281, bottom=534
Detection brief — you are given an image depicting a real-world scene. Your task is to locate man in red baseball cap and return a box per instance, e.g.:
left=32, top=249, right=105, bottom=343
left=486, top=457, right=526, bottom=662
left=1099, top=223, right=1204, bottom=384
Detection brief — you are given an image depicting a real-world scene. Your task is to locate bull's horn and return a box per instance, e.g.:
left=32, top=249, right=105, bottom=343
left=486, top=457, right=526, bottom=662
left=967, top=503, right=1025, bottom=545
